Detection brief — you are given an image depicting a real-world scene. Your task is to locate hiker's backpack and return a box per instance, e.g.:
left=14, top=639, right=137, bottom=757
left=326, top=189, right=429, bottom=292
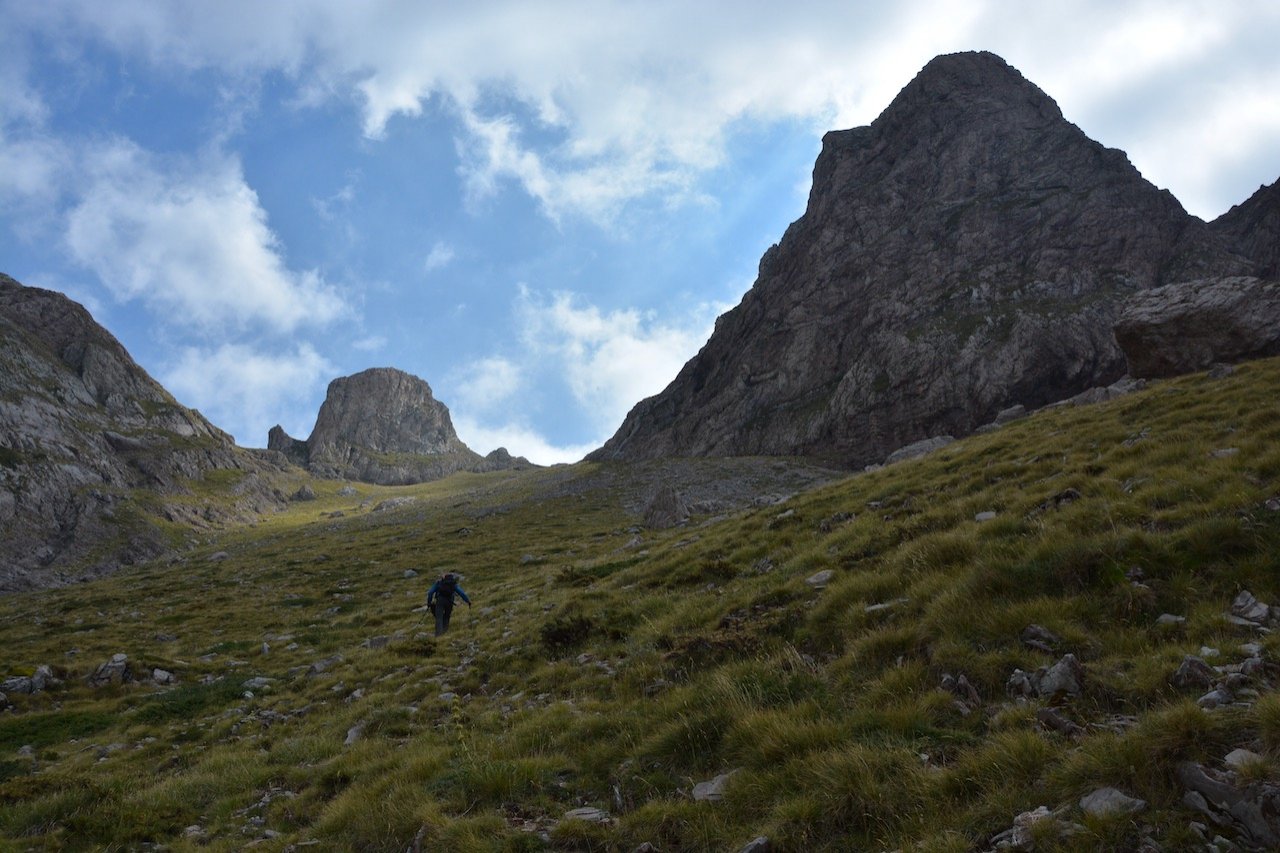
left=437, top=575, right=457, bottom=601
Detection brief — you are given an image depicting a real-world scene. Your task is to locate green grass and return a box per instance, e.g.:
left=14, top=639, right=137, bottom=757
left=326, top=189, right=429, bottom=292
left=1, top=359, right=1279, bottom=850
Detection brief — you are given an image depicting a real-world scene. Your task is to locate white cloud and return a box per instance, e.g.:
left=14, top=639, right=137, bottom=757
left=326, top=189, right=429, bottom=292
left=162, top=342, right=335, bottom=446
left=452, top=414, right=597, bottom=466
left=516, top=285, right=729, bottom=433
left=1128, top=68, right=1280, bottom=218
left=64, top=140, right=346, bottom=333
left=423, top=241, right=456, bottom=273
left=447, top=356, right=523, bottom=416
left=10, top=1, right=1280, bottom=223
left=0, top=134, right=67, bottom=203
left=443, top=287, right=737, bottom=463
left=1019, top=2, right=1231, bottom=103
left=352, top=334, right=387, bottom=352
left=312, top=179, right=357, bottom=222
left=0, top=25, right=48, bottom=128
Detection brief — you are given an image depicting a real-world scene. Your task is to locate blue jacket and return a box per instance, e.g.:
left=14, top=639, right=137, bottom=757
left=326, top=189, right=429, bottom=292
left=427, top=578, right=470, bottom=607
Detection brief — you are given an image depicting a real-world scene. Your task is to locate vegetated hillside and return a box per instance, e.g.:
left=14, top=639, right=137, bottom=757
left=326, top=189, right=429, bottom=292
left=0, top=274, right=290, bottom=591
left=2, top=360, right=1280, bottom=851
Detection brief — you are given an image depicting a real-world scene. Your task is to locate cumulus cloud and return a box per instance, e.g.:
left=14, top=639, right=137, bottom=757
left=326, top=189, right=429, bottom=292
left=444, top=286, right=735, bottom=463
left=162, top=342, right=335, bottom=446
left=447, top=356, right=523, bottom=415
left=0, top=135, right=67, bottom=203
left=64, top=140, right=346, bottom=332
left=16, top=1, right=1275, bottom=222
left=451, top=415, right=596, bottom=466
left=516, top=285, right=729, bottom=433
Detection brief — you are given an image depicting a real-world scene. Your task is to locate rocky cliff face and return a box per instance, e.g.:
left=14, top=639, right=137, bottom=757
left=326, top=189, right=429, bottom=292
left=0, top=274, right=286, bottom=591
left=591, top=51, right=1265, bottom=468
left=1212, top=180, right=1280, bottom=280
left=269, top=368, right=532, bottom=485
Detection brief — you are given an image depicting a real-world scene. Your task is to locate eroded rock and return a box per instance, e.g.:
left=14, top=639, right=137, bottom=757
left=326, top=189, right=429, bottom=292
left=1178, top=761, right=1280, bottom=848
left=87, top=654, right=132, bottom=687
left=643, top=484, right=689, bottom=529
left=590, top=54, right=1265, bottom=470
left=805, top=570, right=835, bottom=589
left=1116, top=277, right=1280, bottom=379
left=1007, top=654, right=1084, bottom=700
left=693, top=769, right=741, bottom=802
left=1080, top=787, right=1146, bottom=817
left=1173, top=656, right=1218, bottom=690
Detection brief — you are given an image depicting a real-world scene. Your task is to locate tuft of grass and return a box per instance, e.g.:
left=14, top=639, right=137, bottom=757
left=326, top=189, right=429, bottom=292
left=0, top=709, right=118, bottom=751
left=132, top=677, right=246, bottom=723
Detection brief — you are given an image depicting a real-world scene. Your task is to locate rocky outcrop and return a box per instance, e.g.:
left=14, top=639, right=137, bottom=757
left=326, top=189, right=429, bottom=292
left=590, top=51, right=1265, bottom=468
left=269, top=368, right=532, bottom=485
left=266, top=424, right=308, bottom=466
left=471, top=447, right=536, bottom=474
left=1178, top=761, right=1280, bottom=849
left=642, top=484, right=689, bottom=529
left=0, top=274, right=288, bottom=591
left=1212, top=180, right=1280, bottom=280
left=1115, top=276, right=1280, bottom=378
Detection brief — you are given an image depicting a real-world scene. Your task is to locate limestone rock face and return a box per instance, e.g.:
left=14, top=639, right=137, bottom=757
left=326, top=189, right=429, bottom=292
left=270, top=368, right=532, bottom=485
left=590, top=51, right=1261, bottom=468
left=1114, top=277, right=1280, bottom=378
left=310, top=369, right=469, bottom=459
left=0, top=274, right=286, bottom=591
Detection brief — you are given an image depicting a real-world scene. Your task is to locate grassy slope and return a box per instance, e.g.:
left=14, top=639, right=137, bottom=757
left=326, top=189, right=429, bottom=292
left=1, top=360, right=1279, bottom=851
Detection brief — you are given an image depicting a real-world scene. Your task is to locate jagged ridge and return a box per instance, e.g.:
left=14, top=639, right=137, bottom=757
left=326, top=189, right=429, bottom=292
left=0, top=274, right=286, bottom=590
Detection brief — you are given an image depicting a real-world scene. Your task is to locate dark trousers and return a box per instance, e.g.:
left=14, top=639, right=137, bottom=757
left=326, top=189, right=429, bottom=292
left=434, top=602, right=454, bottom=636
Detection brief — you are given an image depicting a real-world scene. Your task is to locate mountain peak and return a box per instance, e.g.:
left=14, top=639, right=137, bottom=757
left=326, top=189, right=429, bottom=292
left=876, top=50, right=1064, bottom=137
left=591, top=52, right=1257, bottom=468
left=269, top=366, right=534, bottom=485
left=914, top=50, right=1027, bottom=87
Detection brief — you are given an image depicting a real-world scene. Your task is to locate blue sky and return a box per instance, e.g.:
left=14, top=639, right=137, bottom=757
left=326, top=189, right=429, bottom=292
left=2, top=2, right=1278, bottom=463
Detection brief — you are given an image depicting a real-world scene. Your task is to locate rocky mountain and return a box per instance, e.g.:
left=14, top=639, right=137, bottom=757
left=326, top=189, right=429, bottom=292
left=1211, top=179, right=1280, bottom=280
left=269, top=367, right=532, bottom=485
left=0, top=274, right=287, bottom=591
left=591, top=51, right=1271, bottom=468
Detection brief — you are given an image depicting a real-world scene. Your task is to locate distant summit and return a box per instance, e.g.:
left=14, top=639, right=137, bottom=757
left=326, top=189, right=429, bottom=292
left=0, top=274, right=286, bottom=590
left=269, top=367, right=532, bottom=485
left=592, top=51, right=1271, bottom=467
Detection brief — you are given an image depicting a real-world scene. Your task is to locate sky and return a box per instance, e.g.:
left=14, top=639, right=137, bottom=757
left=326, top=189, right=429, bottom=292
left=2, top=1, right=1278, bottom=464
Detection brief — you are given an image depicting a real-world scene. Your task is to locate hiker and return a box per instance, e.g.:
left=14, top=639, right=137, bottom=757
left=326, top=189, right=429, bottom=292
left=426, top=571, right=471, bottom=636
